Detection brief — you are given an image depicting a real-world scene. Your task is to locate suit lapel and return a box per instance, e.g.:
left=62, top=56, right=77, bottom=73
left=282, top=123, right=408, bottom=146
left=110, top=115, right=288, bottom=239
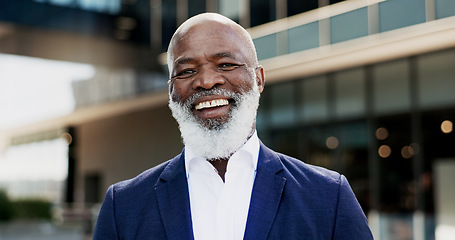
left=243, top=143, right=286, bottom=240
left=155, top=152, right=194, bottom=240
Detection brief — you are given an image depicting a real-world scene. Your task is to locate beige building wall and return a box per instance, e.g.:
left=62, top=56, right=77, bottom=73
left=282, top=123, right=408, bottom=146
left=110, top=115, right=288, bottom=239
left=76, top=104, right=183, bottom=202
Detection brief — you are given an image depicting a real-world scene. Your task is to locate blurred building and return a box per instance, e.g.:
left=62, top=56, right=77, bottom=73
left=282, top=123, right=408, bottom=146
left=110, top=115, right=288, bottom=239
left=1, top=0, right=455, bottom=239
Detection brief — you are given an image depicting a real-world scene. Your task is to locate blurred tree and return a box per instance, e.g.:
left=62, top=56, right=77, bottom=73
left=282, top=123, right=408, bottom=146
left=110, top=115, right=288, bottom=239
left=13, top=199, right=52, bottom=220
left=0, top=189, right=14, bottom=222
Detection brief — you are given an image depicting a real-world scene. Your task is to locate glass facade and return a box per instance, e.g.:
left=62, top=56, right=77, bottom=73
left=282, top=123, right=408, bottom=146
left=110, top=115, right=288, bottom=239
left=287, top=0, right=318, bottom=17
left=218, top=0, right=240, bottom=22
left=257, top=48, right=455, bottom=240
left=288, top=22, right=319, bottom=53
left=333, top=68, right=366, bottom=119
left=253, top=33, right=278, bottom=60
left=161, top=0, right=178, bottom=52
left=373, top=59, right=411, bottom=115
left=188, top=0, right=206, bottom=18
left=299, top=75, right=329, bottom=123
left=33, top=0, right=121, bottom=14
left=417, top=48, right=455, bottom=110
left=378, top=0, right=426, bottom=32
left=269, top=81, right=296, bottom=127
left=252, top=0, right=455, bottom=61
left=250, top=0, right=275, bottom=27
left=435, top=0, right=455, bottom=19
left=330, top=7, right=368, bottom=44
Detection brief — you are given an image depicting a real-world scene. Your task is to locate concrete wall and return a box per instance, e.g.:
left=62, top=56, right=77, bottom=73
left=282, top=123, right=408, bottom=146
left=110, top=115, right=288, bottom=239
left=76, top=104, right=182, bottom=202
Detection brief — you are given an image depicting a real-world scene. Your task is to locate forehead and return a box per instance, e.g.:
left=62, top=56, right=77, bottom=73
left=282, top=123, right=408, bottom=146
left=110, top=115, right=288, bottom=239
left=170, top=22, right=252, bottom=65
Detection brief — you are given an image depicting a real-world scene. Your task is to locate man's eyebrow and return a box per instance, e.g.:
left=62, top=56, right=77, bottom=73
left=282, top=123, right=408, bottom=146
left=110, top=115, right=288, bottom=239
left=175, top=57, right=195, bottom=66
left=212, top=52, right=235, bottom=59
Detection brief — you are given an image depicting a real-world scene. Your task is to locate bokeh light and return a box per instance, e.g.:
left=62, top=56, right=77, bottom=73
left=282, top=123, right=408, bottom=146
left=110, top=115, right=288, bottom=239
left=441, top=120, right=453, bottom=134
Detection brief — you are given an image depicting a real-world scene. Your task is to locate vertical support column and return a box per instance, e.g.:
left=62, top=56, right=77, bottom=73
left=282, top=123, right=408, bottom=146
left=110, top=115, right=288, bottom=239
left=365, top=65, right=381, bottom=240
left=319, top=16, right=330, bottom=47
left=150, top=0, right=162, bottom=51
left=425, top=0, right=436, bottom=22
left=368, top=2, right=379, bottom=35
left=66, top=126, right=76, bottom=203
left=206, top=0, right=217, bottom=12
left=239, top=0, right=250, bottom=28
left=410, top=56, right=425, bottom=240
left=276, top=31, right=288, bottom=56
left=177, top=0, right=188, bottom=26
left=318, top=0, right=329, bottom=8
left=276, top=0, right=287, bottom=20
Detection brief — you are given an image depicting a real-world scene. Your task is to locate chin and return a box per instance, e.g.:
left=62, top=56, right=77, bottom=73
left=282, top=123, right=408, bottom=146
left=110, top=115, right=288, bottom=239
left=168, top=84, right=260, bottom=159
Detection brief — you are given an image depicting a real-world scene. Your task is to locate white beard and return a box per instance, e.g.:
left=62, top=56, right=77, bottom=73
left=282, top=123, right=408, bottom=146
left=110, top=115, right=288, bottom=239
left=168, top=82, right=260, bottom=160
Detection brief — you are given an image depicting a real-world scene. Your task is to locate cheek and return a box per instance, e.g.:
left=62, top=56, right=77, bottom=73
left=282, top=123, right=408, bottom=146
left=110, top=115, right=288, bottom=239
left=230, top=73, right=255, bottom=93
left=170, top=82, right=191, bottom=103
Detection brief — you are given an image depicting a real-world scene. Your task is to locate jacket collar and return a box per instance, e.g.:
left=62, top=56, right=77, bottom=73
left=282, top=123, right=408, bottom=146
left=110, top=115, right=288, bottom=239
left=154, top=142, right=286, bottom=240
left=243, top=142, right=286, bottom=240
left=154, top=151, right=194, bottom=240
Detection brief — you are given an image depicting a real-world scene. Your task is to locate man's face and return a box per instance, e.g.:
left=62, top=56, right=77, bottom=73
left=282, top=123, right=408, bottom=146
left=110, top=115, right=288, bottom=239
left=168, top=22, right=264, bottom=128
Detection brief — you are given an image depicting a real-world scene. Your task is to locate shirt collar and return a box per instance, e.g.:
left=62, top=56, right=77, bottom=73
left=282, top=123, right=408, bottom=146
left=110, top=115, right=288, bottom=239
left=185, top=130, right=260, bottom=178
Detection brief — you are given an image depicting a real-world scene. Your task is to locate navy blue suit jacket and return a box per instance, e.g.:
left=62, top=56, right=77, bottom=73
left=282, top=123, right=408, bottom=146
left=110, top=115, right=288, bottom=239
left=94, top=143, right=373, bottom=239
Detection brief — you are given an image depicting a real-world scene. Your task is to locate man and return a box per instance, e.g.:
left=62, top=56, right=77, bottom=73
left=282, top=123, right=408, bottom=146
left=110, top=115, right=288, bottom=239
left=94, top=13, right=373, bottom=240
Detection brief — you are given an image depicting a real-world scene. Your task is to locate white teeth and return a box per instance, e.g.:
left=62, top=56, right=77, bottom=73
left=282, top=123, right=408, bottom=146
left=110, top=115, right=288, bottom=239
left=195, top=99, right=229, bottom=110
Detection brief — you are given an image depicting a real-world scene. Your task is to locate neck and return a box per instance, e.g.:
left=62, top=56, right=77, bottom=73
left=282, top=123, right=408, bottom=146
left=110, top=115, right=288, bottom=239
left=210, top=159, right=228, bottom=182
left=208, top=127, right=256, bottom=182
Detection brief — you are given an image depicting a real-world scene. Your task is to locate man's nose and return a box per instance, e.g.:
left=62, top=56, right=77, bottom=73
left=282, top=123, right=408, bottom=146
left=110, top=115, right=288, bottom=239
left=192, top=67, right=225, bottom=90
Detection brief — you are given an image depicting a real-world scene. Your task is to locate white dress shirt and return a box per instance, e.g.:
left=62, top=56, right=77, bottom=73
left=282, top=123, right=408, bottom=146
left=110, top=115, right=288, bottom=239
left=185, top=131, right=259, bottom=240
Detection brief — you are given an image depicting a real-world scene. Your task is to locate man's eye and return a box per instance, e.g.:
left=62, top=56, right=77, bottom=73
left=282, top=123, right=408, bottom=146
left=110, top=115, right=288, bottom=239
left=218, top=63, right=238, bottom=70
left=176, top=69, right=196, bottom=78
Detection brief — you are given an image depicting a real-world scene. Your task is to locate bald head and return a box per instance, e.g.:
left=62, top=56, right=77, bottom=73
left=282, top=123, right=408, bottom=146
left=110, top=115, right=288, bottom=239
left=167, top=13, right=259, bottom=75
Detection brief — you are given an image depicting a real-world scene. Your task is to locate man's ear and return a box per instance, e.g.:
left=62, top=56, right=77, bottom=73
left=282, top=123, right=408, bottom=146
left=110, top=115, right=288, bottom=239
left=255, top=66, right=265, bottom=93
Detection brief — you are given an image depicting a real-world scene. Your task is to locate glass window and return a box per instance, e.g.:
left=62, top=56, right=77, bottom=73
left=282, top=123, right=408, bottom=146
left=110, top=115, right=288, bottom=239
left=303, top=126, right=335, bottom=170
left=377, top=115, right=414, bottom=213
left=378, top=0, right=426, bottom=32
left=188, top=0, right=206, bottom=18
left=421, top=108, right=455, bottom=220
left=250, top=0, right=275, bottom=27
left=299, top=75, right=329, bottom=123
left=34, top=0, right=121, bottom=14
left=338, top=122, right=370, bottom=213
left=417, top=49, right=455, bottom=109
left=287, top=0, right=318, bottom=17
left=269, top=129, right=300, bottom=159
left=218, top=0, right=240, bottom=22
left=373, top=59, right=411, bottom=114
left=334, top=68, right=366, bottom=119
left=253, top=34, right=277, bottom=60
left=161, top=0, right=177, bottom=52
left=269, top=82, right=296, bottom=126
left=48, top=0, right=77, bottom=6
left=330, top=7, right=368, bottom=44
left=78, top=0, right=121, bottom=13
left=330, top=0, right=345, bottom=4
left=435, top=0, right=455, bottom=19
left=288, top=22, right=319, bottom=53
left=339, top=122, right=368, bottom=149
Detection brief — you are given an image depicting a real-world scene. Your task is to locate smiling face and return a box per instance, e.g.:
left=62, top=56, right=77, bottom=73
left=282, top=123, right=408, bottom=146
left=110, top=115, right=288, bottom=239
left=167, top=13, right=265, bottom=159
left=168, top=14, right=264, bottom=128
